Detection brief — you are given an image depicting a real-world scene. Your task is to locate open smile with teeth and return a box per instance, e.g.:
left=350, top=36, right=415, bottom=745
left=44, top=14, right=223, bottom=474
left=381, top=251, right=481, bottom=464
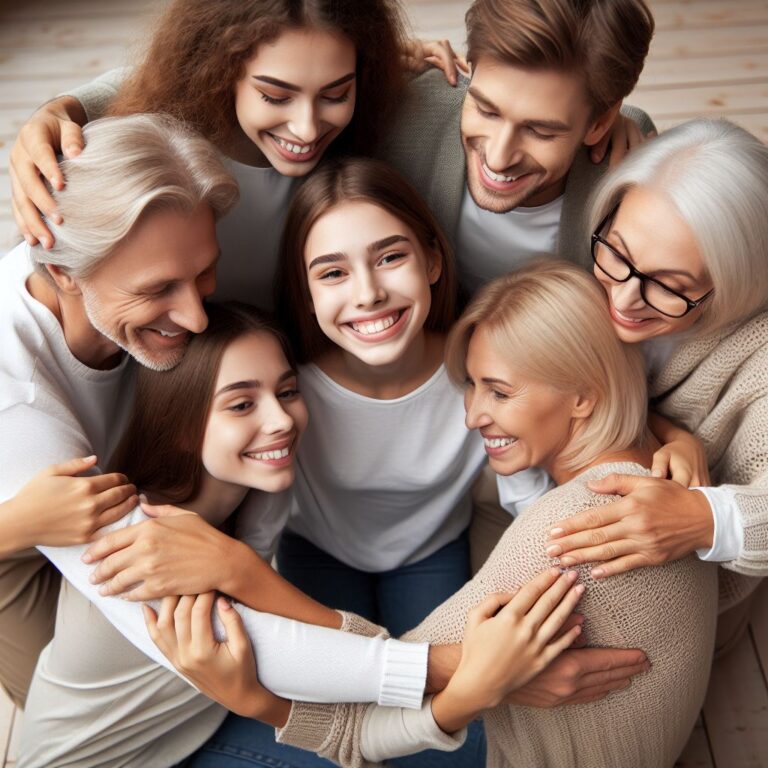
left=484, top=437, right=516, bottom=449
left=269, top=133, right=318, bottom=155
left=243, top=445, right=291, bottom=461
left=482, top=162, right=521, bottom=184
left=348, top=310, right=403, bottom=336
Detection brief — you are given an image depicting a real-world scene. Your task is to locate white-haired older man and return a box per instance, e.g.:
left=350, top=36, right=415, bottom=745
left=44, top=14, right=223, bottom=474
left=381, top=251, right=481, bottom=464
left=0, top=113, right=238, bottom=708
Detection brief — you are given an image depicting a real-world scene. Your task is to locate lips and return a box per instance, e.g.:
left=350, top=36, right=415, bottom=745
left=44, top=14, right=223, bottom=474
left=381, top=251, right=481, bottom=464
left=342, top=308, right=409, bottom=343
left=482, top=434, right=518, bottom=456
left=267, top=132, right=327, bottom=163
left=608, top=303, right=655, bottom=329
left=477, top=152, right=532, bottom=192
left=242, top=437, right=295, bottom=467
left=139, top=326, right=190, bottom=349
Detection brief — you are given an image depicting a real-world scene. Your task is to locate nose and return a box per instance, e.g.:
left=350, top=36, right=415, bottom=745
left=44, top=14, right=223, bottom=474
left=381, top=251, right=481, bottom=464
left=287, top=99, right=320, bottom=145
left=609, top=277, right=646, bottom=313
left=170, top=283, right=209, bottom=334
left=484, top=123, right=524, bottom=172
left=464, top=389, right=492, bottom=431
left=353, top=269, right=385, bottom=309
left=262, top=396, right=295, bottom=434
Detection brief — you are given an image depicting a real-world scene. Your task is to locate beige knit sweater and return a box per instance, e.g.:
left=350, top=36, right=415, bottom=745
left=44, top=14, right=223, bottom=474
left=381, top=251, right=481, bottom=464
left=278, top=462, right=718, bottom=768
left=649, top=311, right=768, bottom=609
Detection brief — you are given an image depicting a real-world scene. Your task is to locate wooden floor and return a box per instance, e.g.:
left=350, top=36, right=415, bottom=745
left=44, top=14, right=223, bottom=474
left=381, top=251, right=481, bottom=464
left=0, top=1, right=767, bottom=765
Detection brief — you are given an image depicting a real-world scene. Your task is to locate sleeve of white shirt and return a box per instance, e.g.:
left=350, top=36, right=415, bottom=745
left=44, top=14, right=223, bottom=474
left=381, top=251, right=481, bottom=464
left=496, top=467, right=554, bottom=518
left=38, top=505, right=427, bottom=708
left=693, top=486, right=744, bottom=562
left=361, top=696, right=467, bottom=762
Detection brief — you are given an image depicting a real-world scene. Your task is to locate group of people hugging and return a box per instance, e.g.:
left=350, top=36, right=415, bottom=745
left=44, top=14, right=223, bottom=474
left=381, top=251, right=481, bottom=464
left=2, top=0, right=767, bottom=766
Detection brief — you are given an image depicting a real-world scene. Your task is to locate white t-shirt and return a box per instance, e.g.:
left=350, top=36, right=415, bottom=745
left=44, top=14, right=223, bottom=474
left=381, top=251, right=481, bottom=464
left=455, top=188, right=564, bottom=295
left=288, top=363, right=519, bottom=571
left=213, top=160, right=298, bottom=310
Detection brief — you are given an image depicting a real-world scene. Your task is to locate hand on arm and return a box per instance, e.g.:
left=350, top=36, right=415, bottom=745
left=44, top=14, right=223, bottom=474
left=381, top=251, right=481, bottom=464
left=0, top=456, right=137, bottom=555
left=144, top=592, right=291, bottom=726
left=546, top=474, right=714, bottom=578
left=10, top=96, right=87, bottom=248
left=84, top=501, right=342, bottom=628
left=649, top=412, right=711, bottom=486
left=401, top=38, right=469, bottom=86
left=505, top=646, right=650, bottom=707
left=431, top=568, right=584, bottom=733
left=590, top=109, right=656, bottom=167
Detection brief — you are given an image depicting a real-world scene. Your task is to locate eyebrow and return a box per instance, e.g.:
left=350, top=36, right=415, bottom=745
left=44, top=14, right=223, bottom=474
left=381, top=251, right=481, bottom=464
left=307, top=235, right=411, bottom=270
left=253, top=72, right=356, bottom=92
left=468, top=87, right=570, bottom=132
left=214, top=369, right=297, bottom=398
left=133, top=251, right=221, bottom=295
left=608, top=229, right=698, bottom=281
left=481, top=376, right=514, bottom=387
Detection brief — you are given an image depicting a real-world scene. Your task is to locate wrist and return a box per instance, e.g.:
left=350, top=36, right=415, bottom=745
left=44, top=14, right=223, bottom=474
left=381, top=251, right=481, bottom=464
left=431, top=678, right=483, bottom=734
left=45, top=95, right=87, bottom=125
left=426, top=643, right=461, bottom=694
left=690, top=489, right=715, bottom=550
left=244, top=687, right=291, bottom=728
left=0, top=497, right=35, bottom=554
left=219, top=538, right=258, bottom=598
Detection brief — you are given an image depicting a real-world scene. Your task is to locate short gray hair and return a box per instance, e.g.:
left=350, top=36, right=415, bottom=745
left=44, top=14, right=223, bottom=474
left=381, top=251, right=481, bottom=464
left=588, top=118, right=768, bottom=335
left=31, top=113, right=239, bottom=279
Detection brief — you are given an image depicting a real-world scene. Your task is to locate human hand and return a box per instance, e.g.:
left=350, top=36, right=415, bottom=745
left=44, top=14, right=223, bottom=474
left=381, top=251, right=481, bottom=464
left=505, top=647, right=650, bottom=707
left=431, top=568, right=584, bottom=732
left=590, top=111, right=656, bottom=167
left=9, top=96, right=86, bottom=248
left=546, top=474, right=715, bottom=578
left=5, top=456, right=137, bottom=550
left=143, top=592, right=290, bottom=725
left=83, top=501, right=241, bottom=600
left=402, top=38, right=470, bottom=86
left=651, top=436, right=711, bottom=487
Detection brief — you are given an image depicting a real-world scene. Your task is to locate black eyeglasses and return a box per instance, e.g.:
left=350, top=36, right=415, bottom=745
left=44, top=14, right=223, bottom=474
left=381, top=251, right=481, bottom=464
left=591, top=207, right=714, bottom=319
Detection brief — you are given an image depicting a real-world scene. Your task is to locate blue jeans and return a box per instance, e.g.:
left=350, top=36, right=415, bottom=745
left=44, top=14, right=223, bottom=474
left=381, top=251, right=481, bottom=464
left=276, top=530, right=471, bottom=637
left=181, top=715, right=487, bottom=767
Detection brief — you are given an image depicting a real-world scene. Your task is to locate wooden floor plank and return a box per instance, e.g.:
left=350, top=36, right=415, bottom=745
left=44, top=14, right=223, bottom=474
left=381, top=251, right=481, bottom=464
left=653, top=0, right=768, bottom=30
left=637, top=52, right=768, bottom=89
left=654, top=113, right=768, bottom=143
left=676, top=715, right=715, bottom=768
left=750, top=581, right=768, bottom=688
left=650, top=24, right=768, bottom=58
left=702, top=630, right=768, bottom=768
left=0, top=46, right=133, bottom=80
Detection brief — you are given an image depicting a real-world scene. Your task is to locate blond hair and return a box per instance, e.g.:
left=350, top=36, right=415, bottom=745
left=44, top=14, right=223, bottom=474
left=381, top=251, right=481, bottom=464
left=588, top=118, right=768, bottom=335
left=31, top=114, right=239, bottom=279
left=446, top=261, right=648, bottom=471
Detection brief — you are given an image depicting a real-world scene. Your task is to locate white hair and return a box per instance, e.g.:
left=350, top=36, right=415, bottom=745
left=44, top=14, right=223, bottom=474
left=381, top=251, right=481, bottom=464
left=30, top=113, right=239, bottom=279
left=588, top=118, right=768, bottom=335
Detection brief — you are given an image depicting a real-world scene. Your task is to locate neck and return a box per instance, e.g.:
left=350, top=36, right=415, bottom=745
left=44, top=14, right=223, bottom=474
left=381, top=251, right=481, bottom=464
left=26, top=273, right=123, bottom=370
left=319, top=331, right=444, bottom=399
left=174, top=472, right=250, bottom=522
left=547, top=433, right=657, bottom=486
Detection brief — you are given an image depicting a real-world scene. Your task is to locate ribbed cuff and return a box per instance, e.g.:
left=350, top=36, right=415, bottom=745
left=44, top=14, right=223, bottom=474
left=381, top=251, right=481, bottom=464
left=276, top=701, right=339, bottom=752
left=378, top=639, right=428, bottom=709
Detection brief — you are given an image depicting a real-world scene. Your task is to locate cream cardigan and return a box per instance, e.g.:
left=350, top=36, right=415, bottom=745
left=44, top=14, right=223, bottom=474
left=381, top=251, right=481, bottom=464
left=650, top=310, right=768, bottom=609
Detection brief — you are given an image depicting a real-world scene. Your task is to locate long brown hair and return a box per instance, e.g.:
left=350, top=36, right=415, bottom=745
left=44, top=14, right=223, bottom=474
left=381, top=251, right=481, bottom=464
left=109, top=0, right=407, bottom=155
left=275, top=157, right=458, bottom=362
left=109, top=303, right=295, bottom=503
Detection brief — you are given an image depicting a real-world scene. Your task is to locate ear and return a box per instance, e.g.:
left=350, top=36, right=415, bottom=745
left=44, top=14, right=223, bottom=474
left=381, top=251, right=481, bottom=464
left=582, top=102, right=622, bottom=148
left=426, top=244, right=443, bottom=286
left=45, top=264, right=83, bottom=297
left=571, top=391, right=597, bottom=420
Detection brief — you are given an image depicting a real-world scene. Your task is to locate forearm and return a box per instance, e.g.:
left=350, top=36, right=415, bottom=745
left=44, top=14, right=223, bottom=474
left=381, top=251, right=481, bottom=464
left=648, top=411, right=687, bottom=444
left=0, top=498, right=35, bottom=556
left=40, top=94, right=87, bottom=126
left=223, top=540, right=341, bottom=629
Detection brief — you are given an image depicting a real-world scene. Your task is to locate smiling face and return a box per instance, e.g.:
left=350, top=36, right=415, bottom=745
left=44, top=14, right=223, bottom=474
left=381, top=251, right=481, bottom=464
left=77, top=203, right=219, bottom=370
left=233, top=26, right=357, bottom=176
left=463, top=325, right=589, bottom=477
left=201, top=331, right=308, bottom=494
left=594, top=186, right=714, bottom=343
left=461, top=57, right=616, bottom=212
left=303, top=201, right=442, bottom=368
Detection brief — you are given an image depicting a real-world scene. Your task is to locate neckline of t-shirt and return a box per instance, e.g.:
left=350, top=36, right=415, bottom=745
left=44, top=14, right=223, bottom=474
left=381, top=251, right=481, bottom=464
left=464, top=187, right=565, bottom=217
left=303, top=361, right=448, bottom=405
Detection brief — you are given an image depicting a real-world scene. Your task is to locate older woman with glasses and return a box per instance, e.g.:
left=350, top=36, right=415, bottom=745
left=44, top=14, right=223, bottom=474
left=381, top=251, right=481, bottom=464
left=546, top=118, right=768, bottom=646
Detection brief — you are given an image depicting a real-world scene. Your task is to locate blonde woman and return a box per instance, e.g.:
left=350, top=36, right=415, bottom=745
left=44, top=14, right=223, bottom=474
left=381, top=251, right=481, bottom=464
left=544, top=120, right=768, bottom=644
left=149, top=262, right=717, bottom=768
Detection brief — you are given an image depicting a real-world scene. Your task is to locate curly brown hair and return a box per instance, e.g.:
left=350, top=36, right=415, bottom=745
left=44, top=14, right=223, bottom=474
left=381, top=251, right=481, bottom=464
left=109, top=0, right=408, bottom=155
